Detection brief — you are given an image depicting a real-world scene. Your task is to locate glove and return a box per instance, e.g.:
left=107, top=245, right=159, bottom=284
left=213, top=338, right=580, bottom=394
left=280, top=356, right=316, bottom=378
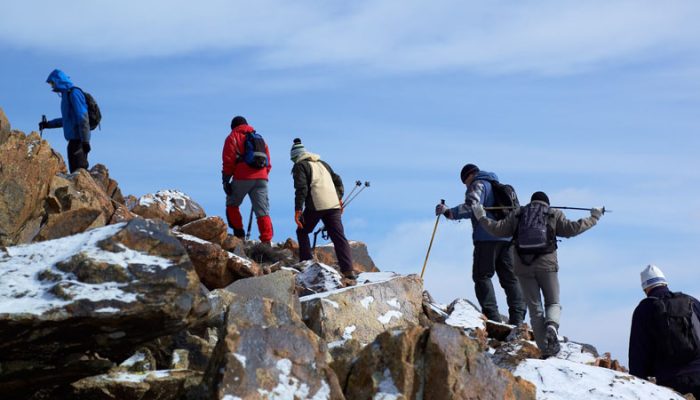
left=294, top=210, right=304, bottom=229
left=435, top=203, right=449, bottom=216
left=221, top=173, right=232, bottom=196
left=82, top=141, right=91, bottom=154
left=472, top=203, right=486, bottom=220
left=38, top=121, right=48, bottom=130
left=591, top=207, right=603, bottom=220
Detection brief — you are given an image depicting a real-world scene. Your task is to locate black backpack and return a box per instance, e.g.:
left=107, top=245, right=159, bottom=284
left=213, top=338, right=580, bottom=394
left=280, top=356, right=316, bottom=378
left=514, top=202, right=557, bottom=261
left=649, top=292, right=700, bottom=366
left=483, top=179, right=520, bottom=220
left=240, top=130, right=268, bottom=169
left=69, top=87, right=102, bottom=130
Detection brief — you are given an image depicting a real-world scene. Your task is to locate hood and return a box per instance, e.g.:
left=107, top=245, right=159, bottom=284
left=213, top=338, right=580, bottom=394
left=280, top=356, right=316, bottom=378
left=295, top=152, right=321, bottom=163
left=474, top=170, right=498, bottom=182
left=46, top=69, right=74, bottom=92
left=232, top=123, right=255, bottom=135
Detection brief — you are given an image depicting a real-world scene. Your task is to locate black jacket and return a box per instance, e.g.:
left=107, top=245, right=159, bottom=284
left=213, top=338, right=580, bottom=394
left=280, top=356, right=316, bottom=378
left=629, top=285, right=700, bottom=383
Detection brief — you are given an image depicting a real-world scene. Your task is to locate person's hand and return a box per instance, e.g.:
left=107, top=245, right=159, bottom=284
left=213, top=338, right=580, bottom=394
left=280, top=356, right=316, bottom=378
left=472, top=203, right=486, bottom=220
left=591, top=207, right=604, bottom=220
left=435, top=203, right=450, bottom=216
left=82, top=141, right=91, bottom=154
left=339, top=199, right=344, bottom=214
left=294, top=210, right=304, bottom=229
left=221, top=173, right=232, bottom=196
left=38, top=121, right=48, bottom=131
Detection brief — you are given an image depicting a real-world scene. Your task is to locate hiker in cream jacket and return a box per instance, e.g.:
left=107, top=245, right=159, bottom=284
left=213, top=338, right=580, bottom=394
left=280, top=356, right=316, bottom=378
left=290, top=138, right=356, bottom=279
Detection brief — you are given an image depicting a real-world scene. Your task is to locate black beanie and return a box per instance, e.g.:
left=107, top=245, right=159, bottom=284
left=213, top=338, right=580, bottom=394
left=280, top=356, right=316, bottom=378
left=531, top=191, right=550, bottom=205
left=230, top=116, right=248, bottom=130
left=460, top=164, right=479, bottom=183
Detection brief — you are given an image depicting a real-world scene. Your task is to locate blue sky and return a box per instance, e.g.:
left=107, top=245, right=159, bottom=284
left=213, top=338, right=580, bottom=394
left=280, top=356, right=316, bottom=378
left=2, top=1, right=700, bottom=365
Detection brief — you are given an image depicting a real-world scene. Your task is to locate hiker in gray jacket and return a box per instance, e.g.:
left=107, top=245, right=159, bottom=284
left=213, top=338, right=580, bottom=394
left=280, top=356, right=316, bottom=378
left=472, top=191, right=603, bottom=357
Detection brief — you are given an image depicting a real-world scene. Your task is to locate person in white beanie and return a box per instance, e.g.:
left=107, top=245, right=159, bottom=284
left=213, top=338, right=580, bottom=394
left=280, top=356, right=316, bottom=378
left=629, top=264, right=700, bottom=398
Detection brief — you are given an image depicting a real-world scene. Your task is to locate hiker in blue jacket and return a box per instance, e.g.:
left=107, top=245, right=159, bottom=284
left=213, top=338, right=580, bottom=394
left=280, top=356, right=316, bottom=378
left=629, top=265, right=700, bottom=398
left=39, top=69, right=91, bottom=173
left=435, top=163, right=526, bottom=325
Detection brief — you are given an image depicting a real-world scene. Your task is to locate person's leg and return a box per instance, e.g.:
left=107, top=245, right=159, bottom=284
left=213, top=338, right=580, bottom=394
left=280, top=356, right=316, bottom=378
left=225, top=180, right=255, bottom=238
left=66, top=140, right=87, bottom=173
left=495, top=243, right=526, bottom=325
left=473, top=242, right=500, bottom=322
left=319, top=209, right=353, bottom=272
left=664, top=372, right=700, bottom=399
left=249, top=179, right=273, bottom=242
left=518, top=272, right=546, bottom=351
left=537, top=268, right=561, bottom=356
left=296, top=209, right=322, bottom=261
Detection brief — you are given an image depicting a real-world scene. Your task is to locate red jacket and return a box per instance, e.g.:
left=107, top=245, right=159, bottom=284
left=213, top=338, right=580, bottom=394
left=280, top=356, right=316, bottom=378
left=222, top=124, right=272, bottom=180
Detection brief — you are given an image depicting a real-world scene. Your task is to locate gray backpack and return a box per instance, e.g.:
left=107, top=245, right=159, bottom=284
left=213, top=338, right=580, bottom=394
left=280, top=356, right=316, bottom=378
left=515, top=202, right=557, bottom=261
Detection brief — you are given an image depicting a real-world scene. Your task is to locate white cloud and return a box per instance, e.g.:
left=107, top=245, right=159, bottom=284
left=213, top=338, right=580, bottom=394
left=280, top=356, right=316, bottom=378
left=2, top=1, right=700, bottom=75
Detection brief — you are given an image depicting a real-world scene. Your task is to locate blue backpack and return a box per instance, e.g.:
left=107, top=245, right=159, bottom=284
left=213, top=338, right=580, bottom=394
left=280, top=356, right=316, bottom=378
left=240, top=130, right=268, bottom=169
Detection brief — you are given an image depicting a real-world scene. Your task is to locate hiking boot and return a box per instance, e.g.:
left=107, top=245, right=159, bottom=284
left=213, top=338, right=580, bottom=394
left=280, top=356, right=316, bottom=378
left=341, top=269, right=358, bottom=280
left=233, top=228, right=245, bottom=239
left=544, top=324, right=561, bottom=357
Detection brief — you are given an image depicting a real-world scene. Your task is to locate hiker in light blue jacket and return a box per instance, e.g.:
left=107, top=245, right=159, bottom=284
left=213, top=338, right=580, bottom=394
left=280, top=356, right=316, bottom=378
left=39, top=69, right=91, bottom=173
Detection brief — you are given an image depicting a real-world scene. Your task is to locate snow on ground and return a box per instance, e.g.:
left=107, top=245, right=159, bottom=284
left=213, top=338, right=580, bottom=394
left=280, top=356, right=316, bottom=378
left=514, top=358, right=686, bottom=400
left=300, top=271, right=401, bottom=302
left=444, top=299, right=486, bottom=330
left=0, top=223, right=173, bottom=315
left=255, top=358, right=331, bottom=400
left=138, top=189, right=201, bottom=214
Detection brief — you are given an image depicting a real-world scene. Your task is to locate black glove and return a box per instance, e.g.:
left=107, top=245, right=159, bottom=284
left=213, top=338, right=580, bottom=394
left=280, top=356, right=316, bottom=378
left=39, top=121, right=48, bottom=130
left=222, top=173, right=232, bottom=196
left=82, top=141, right=91, bottom=153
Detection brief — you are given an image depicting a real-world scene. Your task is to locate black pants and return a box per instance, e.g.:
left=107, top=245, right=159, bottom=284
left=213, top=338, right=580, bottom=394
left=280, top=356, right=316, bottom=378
left=663, top=372, right=700, bottom=398
left=473, top=241, right=526, bottom=324
left=296, top=208, right=353, bottom=272
left=67, top=140, right=89, bottom=173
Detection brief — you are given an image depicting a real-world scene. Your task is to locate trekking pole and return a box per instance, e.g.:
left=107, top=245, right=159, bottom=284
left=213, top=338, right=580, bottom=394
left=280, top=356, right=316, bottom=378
left=312, top=181, right=370, bottom=251
left=40, top=115, right=47, bottom=137
left=245, top=207, right=254, bottom=241
left=484, top=206, right=611, bottom=214
left=420, top=199, right=444, bottom=279
left=343, top=181, right=362, bottom=204
left=343, top=181, right=370, bottom=209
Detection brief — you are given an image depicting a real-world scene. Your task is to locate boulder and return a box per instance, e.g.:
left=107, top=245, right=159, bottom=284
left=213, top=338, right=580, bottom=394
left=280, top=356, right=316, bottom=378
left=0, top=218, right=210, bottom=397
left=89, top=163, right=126, bottom=205
left=345, top=323, right=536, bottom=400
left=179, top=216, right=227, bottom=246
left=34, top=168, right=116, bottom=242
left=70, top=369, right=202, bottom=400
left=0, top=130, right=66, bottom=246
left=129, top=189, right=205, bottom=226
left=201, top=295, right=344, bottom=399
left=224, top=270, right=301, bottom=317
left=0, top=107, right=10, bottom=143
left=314, top=240, right=381, bottom=272
left=300, top=273, right=424, bottom=346
left=296, top=261, right=345, bottom=296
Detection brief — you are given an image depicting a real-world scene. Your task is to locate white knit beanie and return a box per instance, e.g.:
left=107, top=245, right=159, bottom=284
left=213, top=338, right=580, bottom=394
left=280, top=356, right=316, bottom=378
left=290, top=138, right=306, bottom=162
left=640, top=264, right=668, bottom=290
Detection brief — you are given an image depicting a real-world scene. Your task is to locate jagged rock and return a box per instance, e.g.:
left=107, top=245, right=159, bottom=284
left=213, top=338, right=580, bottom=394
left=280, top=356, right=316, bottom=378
left=0, top=107, right=10, bottom=143
left=492, top=340, right=542, bottom=370
left=34, top=169, right=116, bottom=242
left=0, top=218, right=210, bottom=397
left=129, top=189, right=205, bottom=226
left=328, top=338, right=364, bottom=391
left=174, top=231, right=261, bottom=289
left=314, top=240, right=381, bottom=272
left=300, top=273, right=424, bottom=345
left=245, top=241, right=296, bottom=266
left=0, top=130, right=66, bottom=246
left=171, top=349, right=189, bottom=370
left=296, top=261, right=344, bottom=296
left=201, top=296, right=344, bottom=399
left=89, top=164, right=125, bottom=204
left=221, top=234, right=245, bottom=256
left=345, top=323, right=536, bottom=399
left=113, top=348, right=157, bottom=373
left=179, top=216, right=227, bottom=246
left=224, top=270, right=301, bottom=317
left=70, top=369, right=202, bottom=400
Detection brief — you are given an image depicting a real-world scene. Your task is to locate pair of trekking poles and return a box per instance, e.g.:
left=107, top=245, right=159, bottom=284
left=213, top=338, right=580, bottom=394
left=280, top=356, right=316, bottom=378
left=420, top=203, right=611, bottom=279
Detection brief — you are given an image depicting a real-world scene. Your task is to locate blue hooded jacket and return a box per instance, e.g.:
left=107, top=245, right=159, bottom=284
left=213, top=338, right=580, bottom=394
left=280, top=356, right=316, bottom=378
left=45, top=69, right=90, bottom=143
left=449, top=170, right=511, bottom=242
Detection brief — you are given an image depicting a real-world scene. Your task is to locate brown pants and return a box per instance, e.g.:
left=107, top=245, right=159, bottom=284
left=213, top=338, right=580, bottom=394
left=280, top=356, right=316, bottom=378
left=296, top=208, right=353, bottom=272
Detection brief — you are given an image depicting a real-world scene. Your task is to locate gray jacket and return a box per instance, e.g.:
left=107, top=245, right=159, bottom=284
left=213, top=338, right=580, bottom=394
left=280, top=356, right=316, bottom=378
left=478, top=201, right=598, bottom=274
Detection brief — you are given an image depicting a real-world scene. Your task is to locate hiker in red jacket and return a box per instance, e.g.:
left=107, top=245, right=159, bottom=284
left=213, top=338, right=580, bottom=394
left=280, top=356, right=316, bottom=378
left=221, top=116, right=273, bottom=243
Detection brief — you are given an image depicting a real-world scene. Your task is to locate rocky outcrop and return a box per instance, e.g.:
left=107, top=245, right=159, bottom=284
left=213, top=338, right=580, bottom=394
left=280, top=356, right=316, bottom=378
left=129, top=190, right=205, bottom=226
left=0, top=130, right=65, bottom=246
left=314, top=240, right=381, bottom=272
left=224, top=269, right=302, bottom=316
left=345, top=323, right=536, bottom=400
left=300, top=273, right=423, bottom=345
left=201, top=295, right=344, bottom=399
left=70, top=370, right=202, bottom=400
left=0, top=218, right=210, bottom=397
left=179, top=216, right=228, bottom=246
left=0, top=107, right=11, bottom=143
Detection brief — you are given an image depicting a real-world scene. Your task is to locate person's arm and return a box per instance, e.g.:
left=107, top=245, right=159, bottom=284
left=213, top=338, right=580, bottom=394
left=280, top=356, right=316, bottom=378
left=553, top=209, right=598, bottom=238
left=629, top=302, right=654, bottom=379
left=476, top=206, right=518, bottom=237
left=292, top=162, right=309, bottom=211
left=222, top=135, right=237, bottom=178
left=69, top=89, right=90, bottom=142
left=449, top=180, right=485, bottom=220
left=265, top=142, right=272, bottom=173
left=45, top=117, right=63, bottom=128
